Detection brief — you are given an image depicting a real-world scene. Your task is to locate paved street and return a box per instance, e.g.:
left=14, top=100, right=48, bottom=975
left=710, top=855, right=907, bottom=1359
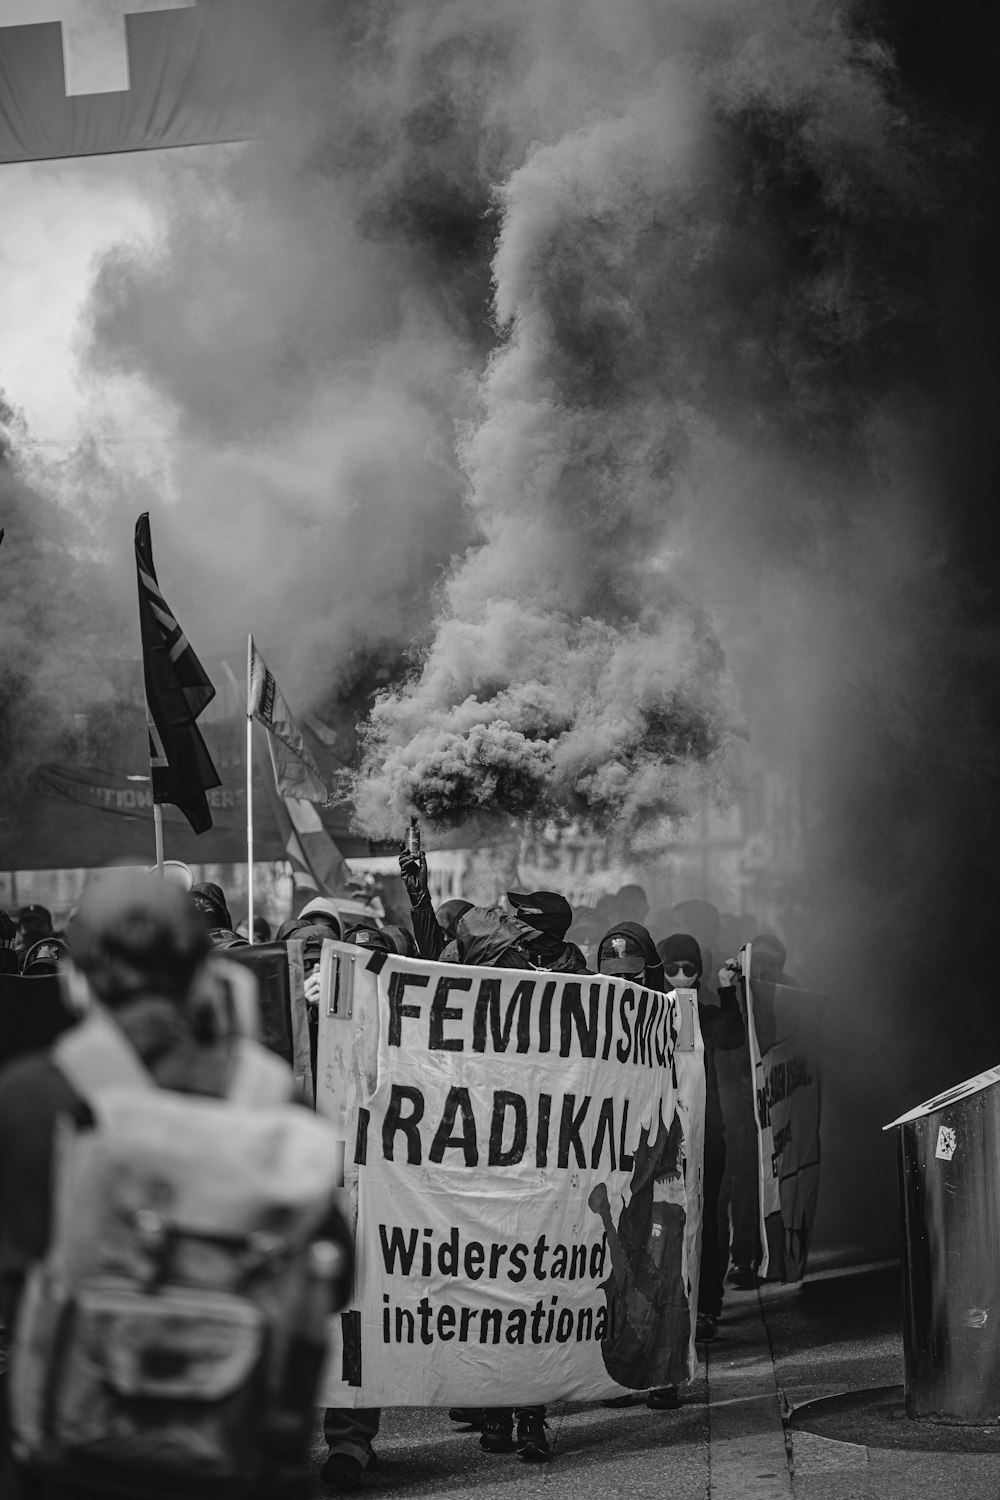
left=306, top=1260, right=1000, bottom=1499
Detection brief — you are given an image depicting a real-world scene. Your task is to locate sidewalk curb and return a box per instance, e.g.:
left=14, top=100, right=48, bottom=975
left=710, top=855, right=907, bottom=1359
left=707, top=1291, right=793, bottom=1498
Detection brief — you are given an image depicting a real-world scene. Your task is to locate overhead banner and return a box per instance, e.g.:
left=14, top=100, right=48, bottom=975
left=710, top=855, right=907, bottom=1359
left=317, top=947, right=706, bottom=1406
left=744, top=960, right=827, bottom=1283
left=0, top=0, right=268, bottom=164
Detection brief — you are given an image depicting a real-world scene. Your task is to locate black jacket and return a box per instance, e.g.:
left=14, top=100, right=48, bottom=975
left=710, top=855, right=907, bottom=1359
left=437, top=908, right=589, bottom=973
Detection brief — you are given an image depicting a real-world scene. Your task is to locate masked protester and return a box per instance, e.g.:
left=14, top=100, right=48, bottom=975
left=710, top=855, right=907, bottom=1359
left=236, top=915, right=273, bottom=943
left=396, top=841, right=474, bottom=960
left=716, top=934, right=795, bottom=1288
left=448, top=895, right=588, bottom=1463
left=381, top=924, right=418, bottom=957
left=656, top=934, right=743, bottom=1338
left=19, top=937, right=68, bottom=977
left=614, top=884, right=650, bottom=925
left=502, top=891, right=588, bottom=973
left=15, top=904, right=53, bottom=961
left=190, top=882, right=247, bottom=950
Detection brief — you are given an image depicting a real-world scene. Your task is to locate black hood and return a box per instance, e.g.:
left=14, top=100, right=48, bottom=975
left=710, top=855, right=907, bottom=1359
left=599, top=921, right=666, bottom=992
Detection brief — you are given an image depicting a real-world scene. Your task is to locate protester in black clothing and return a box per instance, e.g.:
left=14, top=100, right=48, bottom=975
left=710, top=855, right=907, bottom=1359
left=19, top=937, right=68, bottom=977
left=15, top=904, right=52, bottom=960
left=615, top=884, right=650, bottom=924
left=398, top=838, right=588, bottom=976
left=191, top=881, right=247, bottom=949
left=447, top=896, right=584, bottom=1461
left=503, top=891, right=588, bottom=972
left=397, top=842, right=470, bottom=960
left=296, top=897, right=343, bottom=942
left=381, top=924, right=418, bottom=957
left=657, top=934, right=743, bottom=1335
left=0, top=911, right=20, bottom=975
left=424, top=892, right=588, bottom=976
left=434, top=898, right=473, bottom=946
left=343, top=922, right=392, bottom=952
left=236, top=914, right=273, bottom=942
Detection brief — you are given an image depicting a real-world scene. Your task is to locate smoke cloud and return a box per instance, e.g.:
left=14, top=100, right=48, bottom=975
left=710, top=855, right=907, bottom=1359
left=352, top=0, right=941, bottom=844
left=4, top=0, right=1000, bottom=1249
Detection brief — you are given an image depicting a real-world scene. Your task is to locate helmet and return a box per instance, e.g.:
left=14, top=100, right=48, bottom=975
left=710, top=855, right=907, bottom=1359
left=69, top=871, right=211, bottom=1005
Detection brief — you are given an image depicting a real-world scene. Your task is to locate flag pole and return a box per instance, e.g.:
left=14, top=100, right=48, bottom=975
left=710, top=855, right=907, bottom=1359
left=246, top=634, right=255, bottom=943
left=153, top=803, right=164, bottom=877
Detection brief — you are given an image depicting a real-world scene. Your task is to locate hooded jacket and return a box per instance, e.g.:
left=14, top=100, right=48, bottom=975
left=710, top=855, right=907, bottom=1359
left=598, top=921, right=666, bottom=991
left=655, top=933, right=743, bottom=1153
left=439, top=909, right=537, bottom=969
left=438, top=908, right=590, bottom=973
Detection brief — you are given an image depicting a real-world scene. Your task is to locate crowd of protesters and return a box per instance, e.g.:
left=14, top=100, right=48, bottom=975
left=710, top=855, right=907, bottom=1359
left=0, top=862, right=789, bottom=1497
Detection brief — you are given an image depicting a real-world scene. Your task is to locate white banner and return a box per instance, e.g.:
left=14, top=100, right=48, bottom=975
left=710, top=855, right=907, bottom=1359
left=744, top=953, right=826, bottom=1282
left=316, top=945, right=705, bottom=1406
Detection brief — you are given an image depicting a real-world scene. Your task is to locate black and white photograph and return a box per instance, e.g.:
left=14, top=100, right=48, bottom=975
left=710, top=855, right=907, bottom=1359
left=2, top=2, right=1000, bottom=1496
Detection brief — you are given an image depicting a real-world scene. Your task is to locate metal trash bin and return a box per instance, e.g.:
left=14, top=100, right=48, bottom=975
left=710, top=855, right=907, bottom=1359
left=885, top=1067, right=1000, bottom=1422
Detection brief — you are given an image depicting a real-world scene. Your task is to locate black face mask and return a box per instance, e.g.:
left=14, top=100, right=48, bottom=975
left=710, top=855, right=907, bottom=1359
left=599, top=957, right=646, bottom=980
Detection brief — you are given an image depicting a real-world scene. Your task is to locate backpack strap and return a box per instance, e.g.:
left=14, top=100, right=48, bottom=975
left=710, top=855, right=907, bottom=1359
left=53, top=1010, right=155, bottom=1100
left=226, top=1037, right=296, bottom=1107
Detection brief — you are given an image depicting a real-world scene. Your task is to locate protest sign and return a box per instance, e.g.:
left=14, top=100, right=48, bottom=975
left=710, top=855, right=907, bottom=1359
left=225, top=938, right=314, bottom=1103
left=744, top=961, right=826, bottom=1282
left=317, top=946, right=705, bottom=1406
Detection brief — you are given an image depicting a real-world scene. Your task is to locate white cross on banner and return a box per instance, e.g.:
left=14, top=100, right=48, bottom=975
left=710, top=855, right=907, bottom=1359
left=0, top=1, right=195, bottom=96
left=0, top=0, right=273, bottom=162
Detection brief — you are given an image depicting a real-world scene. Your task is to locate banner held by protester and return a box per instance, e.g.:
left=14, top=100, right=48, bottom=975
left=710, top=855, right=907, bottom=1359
left=743, top=950, right=827, bottom=1283
left=317, top=948, right=705, bottom=1406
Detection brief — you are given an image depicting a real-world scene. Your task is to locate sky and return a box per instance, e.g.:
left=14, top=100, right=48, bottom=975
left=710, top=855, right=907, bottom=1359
left=0, top=151, right=160, bottom=444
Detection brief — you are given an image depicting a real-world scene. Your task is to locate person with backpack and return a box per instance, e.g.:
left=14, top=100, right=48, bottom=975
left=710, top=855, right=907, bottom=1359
left=0, top=870, right=351, bottom=1500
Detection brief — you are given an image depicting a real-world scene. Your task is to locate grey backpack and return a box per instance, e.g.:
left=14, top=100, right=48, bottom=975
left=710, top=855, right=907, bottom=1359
left=10, top=1009, right=348, bottom=1497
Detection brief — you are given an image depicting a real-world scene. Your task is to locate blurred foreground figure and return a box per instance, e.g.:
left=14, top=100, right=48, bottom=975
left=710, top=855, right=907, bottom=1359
left=0, top=871, right=350, bottom=1500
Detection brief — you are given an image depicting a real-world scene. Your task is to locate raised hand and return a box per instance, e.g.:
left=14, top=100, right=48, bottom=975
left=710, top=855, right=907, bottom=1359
left=397, top=842, right=430, bottom=905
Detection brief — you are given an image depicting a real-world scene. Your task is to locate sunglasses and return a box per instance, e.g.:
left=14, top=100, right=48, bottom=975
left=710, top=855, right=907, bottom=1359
left=664, top=962, right=699, bottom=979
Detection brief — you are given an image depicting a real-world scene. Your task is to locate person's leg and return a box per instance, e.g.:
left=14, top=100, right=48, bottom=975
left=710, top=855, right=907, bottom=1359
left=321, top=1407, right=381, bottom=1487
left=727, top=1104, right=760, bottom=1283
left=479, top=1407, right=515, bottom=1453
left=448, top=1407, right=482, bottom=1428
left=513, top=1405, right=550, bottom=1462
left=698, top=1137, right=727, bottom=1330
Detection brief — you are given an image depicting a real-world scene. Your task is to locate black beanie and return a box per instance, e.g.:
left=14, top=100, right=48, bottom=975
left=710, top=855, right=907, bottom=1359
left=656, top=933, right=703, bottom=975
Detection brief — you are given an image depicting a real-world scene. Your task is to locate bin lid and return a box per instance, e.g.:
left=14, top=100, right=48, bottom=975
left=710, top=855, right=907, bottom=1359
left=883, top=1064, right=1000, bottom=1130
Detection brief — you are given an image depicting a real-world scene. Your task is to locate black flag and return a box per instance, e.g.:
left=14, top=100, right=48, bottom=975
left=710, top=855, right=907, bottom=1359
left=135, top=513, right=220, bottom=834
